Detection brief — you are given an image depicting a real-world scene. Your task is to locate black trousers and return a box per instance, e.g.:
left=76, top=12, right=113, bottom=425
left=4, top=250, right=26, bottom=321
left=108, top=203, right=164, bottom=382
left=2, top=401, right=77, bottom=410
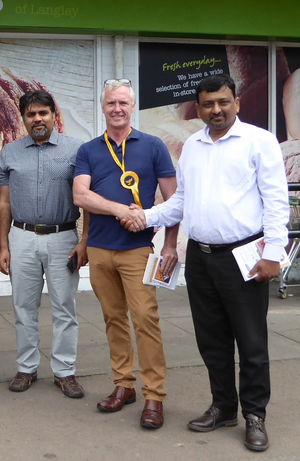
left=185, top=239, right=270, bottom=420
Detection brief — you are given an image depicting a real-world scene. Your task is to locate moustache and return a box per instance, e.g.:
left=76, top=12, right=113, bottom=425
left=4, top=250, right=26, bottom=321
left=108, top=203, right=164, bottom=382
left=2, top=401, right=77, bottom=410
left=210, top=114, right=225, bottom=120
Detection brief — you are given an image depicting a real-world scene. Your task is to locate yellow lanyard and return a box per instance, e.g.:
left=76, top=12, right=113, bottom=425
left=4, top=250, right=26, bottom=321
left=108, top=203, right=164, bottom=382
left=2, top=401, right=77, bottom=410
left=104, top=129, right=142, bottom=208
left=104, top=129, right=132, bottom=173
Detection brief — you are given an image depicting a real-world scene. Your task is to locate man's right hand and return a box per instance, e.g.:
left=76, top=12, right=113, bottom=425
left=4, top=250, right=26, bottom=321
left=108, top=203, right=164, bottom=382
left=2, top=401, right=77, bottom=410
left=119, top=204, right=146, bottom=232
left=0, top=248, right=10, bottom=275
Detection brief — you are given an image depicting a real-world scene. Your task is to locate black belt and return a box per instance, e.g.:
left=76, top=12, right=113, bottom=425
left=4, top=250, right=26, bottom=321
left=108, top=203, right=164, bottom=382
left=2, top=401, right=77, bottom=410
left=196, top=232, right=264, bottom=254
left=13, top=221, right=76, bottom=235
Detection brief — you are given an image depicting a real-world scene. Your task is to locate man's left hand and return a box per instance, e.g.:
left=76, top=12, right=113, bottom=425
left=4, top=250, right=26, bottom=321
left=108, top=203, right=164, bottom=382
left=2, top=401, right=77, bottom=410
left=69, top=240, right=88, bottom=270
left=160, top=244, right=178, bottom=276
left=248, top=259, right=280, bottom=282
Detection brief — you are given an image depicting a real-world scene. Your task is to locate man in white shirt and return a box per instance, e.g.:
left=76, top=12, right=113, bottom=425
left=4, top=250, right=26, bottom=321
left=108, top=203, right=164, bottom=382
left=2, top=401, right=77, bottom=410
left=122, top=74, right=289, bottom=451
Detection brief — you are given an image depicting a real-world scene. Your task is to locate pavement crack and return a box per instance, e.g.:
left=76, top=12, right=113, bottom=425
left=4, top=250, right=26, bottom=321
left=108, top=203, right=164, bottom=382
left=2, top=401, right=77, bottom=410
left=272, top=330, right=300, bottom=345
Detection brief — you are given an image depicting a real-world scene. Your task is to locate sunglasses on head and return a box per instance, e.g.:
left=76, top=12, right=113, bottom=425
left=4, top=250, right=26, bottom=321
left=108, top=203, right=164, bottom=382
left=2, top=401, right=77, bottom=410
left=104, top=78, right=131, bottom=87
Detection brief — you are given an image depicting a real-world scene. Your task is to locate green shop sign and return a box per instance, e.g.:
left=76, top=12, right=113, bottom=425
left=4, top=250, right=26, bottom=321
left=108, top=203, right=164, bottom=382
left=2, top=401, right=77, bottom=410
left=0, top=0, right=96, bottom=30
left=0, top=0, right=300, bottom=40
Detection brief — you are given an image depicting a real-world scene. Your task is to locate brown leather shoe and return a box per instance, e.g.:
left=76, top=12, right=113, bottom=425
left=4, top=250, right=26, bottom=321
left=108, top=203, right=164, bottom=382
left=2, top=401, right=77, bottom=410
left=54, top=375, right=84, bottom=398
left=244, top=414, right=269, bottom=451
left=140, top=399, right=164, bottom=429
left=187, top=404, right=238, bottom=432
left=97, top=386, right=136, bottom=412
left=9, top=371, right=37, bottom=392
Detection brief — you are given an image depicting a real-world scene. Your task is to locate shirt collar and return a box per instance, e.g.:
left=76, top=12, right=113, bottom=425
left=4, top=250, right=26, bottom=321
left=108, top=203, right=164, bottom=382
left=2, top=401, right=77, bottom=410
left=25, top=128, right=59, bottom=148
left=100, top=127, right=140, bottom=143
left=197, top=116, right=242, bottom=143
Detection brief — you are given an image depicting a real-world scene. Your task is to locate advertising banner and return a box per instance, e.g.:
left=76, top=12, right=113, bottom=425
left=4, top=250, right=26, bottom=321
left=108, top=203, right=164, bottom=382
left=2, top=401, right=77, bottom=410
left=277, top=47, right=300, bottom=183
left=139, top=43, right=270, bottom=162
left=139, top=42, right=229, bottom=110
left=0, top=38, right=94, bottom=150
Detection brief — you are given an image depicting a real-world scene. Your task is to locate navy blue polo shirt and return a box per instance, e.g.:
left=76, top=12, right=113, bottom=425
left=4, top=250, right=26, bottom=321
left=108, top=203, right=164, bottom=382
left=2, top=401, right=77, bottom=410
left=74, top=128, right=175, bottom=250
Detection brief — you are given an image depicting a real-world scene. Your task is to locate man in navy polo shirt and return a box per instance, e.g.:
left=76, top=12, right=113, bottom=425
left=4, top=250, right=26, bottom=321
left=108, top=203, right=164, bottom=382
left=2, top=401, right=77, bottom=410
left=73, top=79, right=178, bottom=429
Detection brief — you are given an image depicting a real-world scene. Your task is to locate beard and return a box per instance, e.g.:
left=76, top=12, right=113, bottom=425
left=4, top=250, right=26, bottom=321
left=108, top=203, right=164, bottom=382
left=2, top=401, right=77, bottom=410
left=31, top=126, right=48, bottom=138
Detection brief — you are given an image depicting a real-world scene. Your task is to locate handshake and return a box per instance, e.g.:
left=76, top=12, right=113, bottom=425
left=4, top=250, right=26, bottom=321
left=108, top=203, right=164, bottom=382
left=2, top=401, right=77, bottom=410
left=118, top=204, right=147, bottom=232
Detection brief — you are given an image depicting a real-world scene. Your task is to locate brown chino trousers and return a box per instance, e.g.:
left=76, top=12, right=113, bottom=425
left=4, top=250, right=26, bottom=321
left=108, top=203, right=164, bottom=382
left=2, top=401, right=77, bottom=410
left=87, top=246, right=167, bottom=401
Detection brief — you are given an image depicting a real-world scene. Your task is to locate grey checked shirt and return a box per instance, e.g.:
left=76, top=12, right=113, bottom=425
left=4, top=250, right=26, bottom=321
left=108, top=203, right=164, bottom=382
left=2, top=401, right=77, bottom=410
left=0, top=129, right=83, bottom=225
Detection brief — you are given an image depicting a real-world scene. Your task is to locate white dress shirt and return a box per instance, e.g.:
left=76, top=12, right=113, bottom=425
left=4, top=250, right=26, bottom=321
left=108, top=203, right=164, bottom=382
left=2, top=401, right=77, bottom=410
left=145, top=117, right=289, bottom=262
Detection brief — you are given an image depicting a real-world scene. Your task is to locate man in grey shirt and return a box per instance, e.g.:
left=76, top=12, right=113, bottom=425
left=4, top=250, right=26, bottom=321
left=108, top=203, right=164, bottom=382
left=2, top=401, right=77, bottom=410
left=0, top=90, right=88, bottom=398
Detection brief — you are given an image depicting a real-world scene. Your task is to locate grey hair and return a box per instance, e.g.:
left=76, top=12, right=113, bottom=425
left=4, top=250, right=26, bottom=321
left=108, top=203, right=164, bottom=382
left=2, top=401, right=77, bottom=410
left=100, top=81, right=136, bottom=106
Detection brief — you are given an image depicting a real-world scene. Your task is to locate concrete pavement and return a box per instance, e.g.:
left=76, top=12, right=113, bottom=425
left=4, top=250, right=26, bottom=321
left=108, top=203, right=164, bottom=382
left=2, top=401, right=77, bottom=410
left=0, top=282, right=300, bottom=461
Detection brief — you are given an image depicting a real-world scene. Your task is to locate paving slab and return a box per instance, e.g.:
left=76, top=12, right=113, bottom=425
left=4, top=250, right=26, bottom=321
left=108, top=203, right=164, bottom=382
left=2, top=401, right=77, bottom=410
left=0, top=280, right=299, bottom=460
left=0, top=361, right=299, bottom=461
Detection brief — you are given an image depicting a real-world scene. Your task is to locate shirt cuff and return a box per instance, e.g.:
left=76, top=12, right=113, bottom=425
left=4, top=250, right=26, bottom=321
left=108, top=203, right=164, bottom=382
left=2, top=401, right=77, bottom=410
left=262, top=243, right=285, bottom=262
left=144, top=208, right=159, bottom=228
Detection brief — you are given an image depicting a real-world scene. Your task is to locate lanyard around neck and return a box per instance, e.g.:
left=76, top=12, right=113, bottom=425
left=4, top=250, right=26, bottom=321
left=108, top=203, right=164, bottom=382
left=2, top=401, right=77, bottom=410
left=104, top=129, right=132, bottom=173
left=104, top=128, right=142, bottom=208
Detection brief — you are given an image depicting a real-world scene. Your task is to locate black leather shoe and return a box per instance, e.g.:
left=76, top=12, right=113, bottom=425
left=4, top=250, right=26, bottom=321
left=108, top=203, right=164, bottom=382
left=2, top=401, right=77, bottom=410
left=244, top=414, right=269, bottom=451
left=187, top=404, right=238, bottom=432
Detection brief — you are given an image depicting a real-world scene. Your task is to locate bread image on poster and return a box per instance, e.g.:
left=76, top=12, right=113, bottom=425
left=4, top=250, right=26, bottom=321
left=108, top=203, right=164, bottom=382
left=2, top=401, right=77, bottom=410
left=0, top=66, right=65, bottom=150
left=0, top=39, right=94, bottom=151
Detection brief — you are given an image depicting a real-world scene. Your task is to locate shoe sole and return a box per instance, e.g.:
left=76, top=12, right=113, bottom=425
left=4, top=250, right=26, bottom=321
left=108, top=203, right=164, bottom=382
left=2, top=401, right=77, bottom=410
left=244, top=441, right=270, bottom=452
left=187, top=418, right=238, bottom=432
left=9, top=373, right=37, bottom=392
left=141, top=420, right=163, bottom=429
left=97, top=396, right=136, bottom=412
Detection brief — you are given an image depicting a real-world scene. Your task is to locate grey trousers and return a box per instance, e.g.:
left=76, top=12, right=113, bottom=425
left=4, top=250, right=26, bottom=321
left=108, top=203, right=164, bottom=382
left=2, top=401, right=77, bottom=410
left=9, top=226, right=79, bottom=377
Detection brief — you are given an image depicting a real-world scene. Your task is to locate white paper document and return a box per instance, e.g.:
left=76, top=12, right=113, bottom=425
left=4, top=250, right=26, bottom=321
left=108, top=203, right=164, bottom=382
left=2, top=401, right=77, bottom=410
left=143, top=254, right=182, bottom=290
left=232, top=237, right=290, bottom=282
